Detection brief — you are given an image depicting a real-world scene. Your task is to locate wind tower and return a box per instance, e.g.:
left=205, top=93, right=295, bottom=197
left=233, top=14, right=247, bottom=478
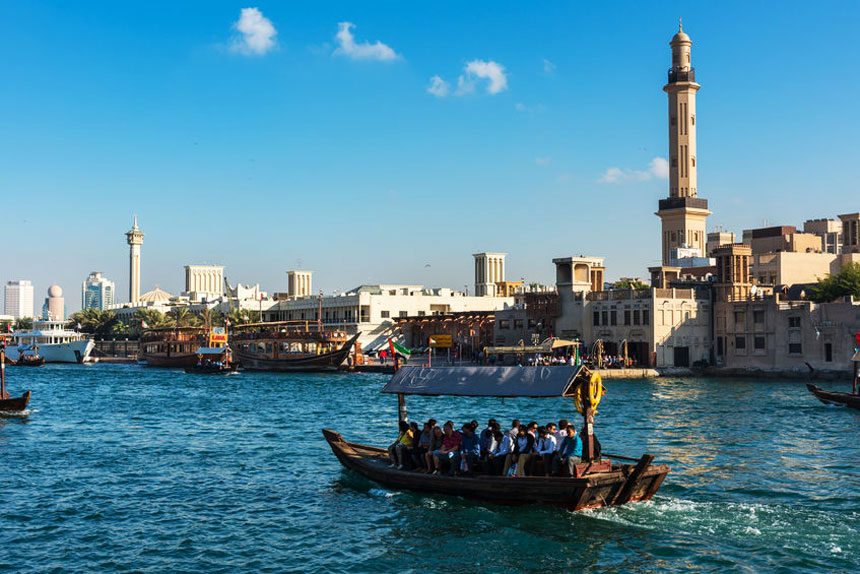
left=125, top=215, right=144, bottom=304
left=656, top=20, right=711, bottom=265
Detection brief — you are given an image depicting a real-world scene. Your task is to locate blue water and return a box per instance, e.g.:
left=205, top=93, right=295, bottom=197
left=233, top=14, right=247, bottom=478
left=1, top=364, right=859, bottom=573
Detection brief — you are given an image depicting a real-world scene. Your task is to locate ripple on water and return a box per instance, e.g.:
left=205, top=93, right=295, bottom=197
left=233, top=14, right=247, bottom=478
left=1, top=366, right=859, bottom=573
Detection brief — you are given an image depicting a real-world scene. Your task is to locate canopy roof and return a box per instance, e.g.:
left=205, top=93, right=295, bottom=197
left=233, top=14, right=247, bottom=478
left=382, top=366, right=582, bottom=398
left=195, top=347, right=228, bottom=355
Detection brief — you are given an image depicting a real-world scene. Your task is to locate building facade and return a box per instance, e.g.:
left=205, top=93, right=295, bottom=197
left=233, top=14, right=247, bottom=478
left=804, top=219, right=843, bottom=254
left=473, top=252, right=507, bottom=296
left=4, top=280, right=34, bottom=319
left=184, top=265, right=225, bottom=301
left=42, top=285, right=65, bottom=321
left=286, top=270, right=313, bottom=299
left=82, top=272, right=116, bottom=310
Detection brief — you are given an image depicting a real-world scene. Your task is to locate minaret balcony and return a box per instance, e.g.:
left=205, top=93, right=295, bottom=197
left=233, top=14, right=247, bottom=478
left=667, top=67, right=696, bottom=83
left=659, top=196, right=708, bottom=211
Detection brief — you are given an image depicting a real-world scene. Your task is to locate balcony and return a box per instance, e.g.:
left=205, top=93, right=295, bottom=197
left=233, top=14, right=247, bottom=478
left=667, top=68, right=696, bottom=83
left=658, top=196, right=709, bottom=211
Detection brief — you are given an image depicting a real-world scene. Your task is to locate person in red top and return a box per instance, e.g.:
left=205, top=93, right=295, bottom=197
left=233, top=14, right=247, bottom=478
left=431, top=421, right=462, bottom=475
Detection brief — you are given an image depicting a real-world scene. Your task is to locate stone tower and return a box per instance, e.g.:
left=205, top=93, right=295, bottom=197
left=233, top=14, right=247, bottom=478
left=713, top=244, right=752, bottom=302
left=656, top=20, right=711, bottom=265
left=125, top=216, right=144, bottom=304
left=473, top=252, right=506, bottom=297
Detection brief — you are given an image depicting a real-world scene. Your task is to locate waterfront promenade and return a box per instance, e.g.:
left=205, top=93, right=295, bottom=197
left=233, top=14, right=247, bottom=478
left=1, top=364, right=857, bottom=573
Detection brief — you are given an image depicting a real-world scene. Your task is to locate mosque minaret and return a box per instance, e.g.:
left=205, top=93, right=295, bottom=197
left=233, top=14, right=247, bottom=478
left=125, top=215, right=144, bottom=304
left=656, top=20, right=711, bottom=265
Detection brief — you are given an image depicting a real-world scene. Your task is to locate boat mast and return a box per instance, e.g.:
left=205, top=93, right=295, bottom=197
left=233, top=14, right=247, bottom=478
left=1, top=341, right=6, bottom=399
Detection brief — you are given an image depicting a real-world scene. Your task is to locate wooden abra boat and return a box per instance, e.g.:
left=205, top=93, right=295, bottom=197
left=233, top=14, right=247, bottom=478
left=184, top=329, right=238, bottom=375
left=807, top=350, right=860, bottom=410
left=139, top=327, right=207, bottom=368
left=231, top=321, right=360, bottom=372
left=323, top=365, right=669, bottom=511
left=1, top=341, right=32, bottom=413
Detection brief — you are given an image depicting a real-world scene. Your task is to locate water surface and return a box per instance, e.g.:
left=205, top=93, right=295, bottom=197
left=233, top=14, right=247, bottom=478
left=1, top=364, right=858, bottom=573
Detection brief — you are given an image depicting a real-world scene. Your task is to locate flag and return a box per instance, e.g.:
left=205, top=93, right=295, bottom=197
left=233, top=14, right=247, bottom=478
left=429, top=336, right=436, bottom=346
left=388, top=338, right=411, bottom=358
left=141, top=320, right=149, bottom=329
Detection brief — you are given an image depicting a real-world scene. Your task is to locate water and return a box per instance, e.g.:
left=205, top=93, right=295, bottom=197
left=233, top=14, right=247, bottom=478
left=1, top=364, right=859, bottom=573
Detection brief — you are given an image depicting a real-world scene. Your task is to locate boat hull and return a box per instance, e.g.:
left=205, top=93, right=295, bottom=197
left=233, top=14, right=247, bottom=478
left=141, top=354, right=199, bottom=368
left=322, top=429, right=669, bottom=511
left=807, top=384, right=860, bottom=410
left=235, top=333, right=359, bottom=373
left=0, top=390, right=31, bottom=413
left=4, top=340, right=93, bottom=364
left=184, top=364, right=239, bottom=375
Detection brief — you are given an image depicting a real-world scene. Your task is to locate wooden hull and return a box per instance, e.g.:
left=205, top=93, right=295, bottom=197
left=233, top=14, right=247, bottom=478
left=184, top=364, right=239, bottom=375
left=141, top=354, right=199, bottom=368
left=16, top=357, right=46, bottom=367
left=236, top=334, right=359, bottom=373
left=807, top=384, right=860, bottom=410
left=322, top=429, right=669, bottom=511
left=0, top=391, right=31, bottom=413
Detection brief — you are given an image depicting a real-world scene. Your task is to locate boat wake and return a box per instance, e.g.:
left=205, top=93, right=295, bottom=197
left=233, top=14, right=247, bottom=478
left=0, top=408, right=33, bottom=418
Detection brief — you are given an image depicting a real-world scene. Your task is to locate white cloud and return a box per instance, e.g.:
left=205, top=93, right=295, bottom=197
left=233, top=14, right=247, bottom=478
left=230, top=8, right=277, bottom=56
left=543, top=58, right=556, bottom=74
left=598, top=157, right=669, bottom=184
left=456, top=59, right=508, bottom=95
left=334, top=22, right=399, bottom=61
left=426, top=75, right=450, bottom=98
left=535, top=157, right=552, bottom=167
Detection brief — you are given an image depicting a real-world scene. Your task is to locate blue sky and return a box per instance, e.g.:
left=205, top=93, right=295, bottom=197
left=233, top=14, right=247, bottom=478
left=2, top=1, right=859, bottom=312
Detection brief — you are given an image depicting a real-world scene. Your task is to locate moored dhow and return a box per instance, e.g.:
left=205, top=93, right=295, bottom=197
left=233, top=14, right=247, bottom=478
left=4, top=320, right=94, bottom=364
left=231, top=321, right=359, bottom=372
left=139, top=326, right=207, bottom=368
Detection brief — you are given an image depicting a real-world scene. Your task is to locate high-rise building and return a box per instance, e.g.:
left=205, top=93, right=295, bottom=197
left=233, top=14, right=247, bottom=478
left=4, top=280, right=34, bottom=319
left=656, top=21, right=711, bottom=265
left=287, top=270, right=313, bottom=299
left=82, top=272, right=116, bottom=310
left=473, top=252, right=507, bottom=296
left=126, top=216, right=144, bottom=304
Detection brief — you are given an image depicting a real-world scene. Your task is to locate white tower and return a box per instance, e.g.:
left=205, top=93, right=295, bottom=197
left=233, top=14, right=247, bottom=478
left=473, top=252, right=507, bottom=297
left=287, top=270, right=313, bottom=298
left=125, top=216, right=144, bottom=304
left=656, top=20, right=711, bottom=265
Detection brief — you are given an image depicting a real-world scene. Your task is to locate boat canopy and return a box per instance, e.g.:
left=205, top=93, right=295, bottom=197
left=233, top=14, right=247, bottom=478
left=195, top=347, right=227, bottom=355
left=381, top=366, right=583, bottom=398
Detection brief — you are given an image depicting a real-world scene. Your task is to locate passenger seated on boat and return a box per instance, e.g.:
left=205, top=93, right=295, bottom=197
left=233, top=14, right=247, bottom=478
left=431, top=422, right=462, bottom=476
left=488, top=429, right=512, bottom=475
left=388, top=421, right=414, bottom=469
left=422, top=426, right=444, bottom=473
left=412, top=422, right=433, bottom=469
left=503, top=425, right=535, bottom=477
left=554, top=419, right=569, bottom=445
left=406, top=421, right=421, bottom=469
left=552, top=425, right=583, bottom=476
left=534, top=426, right=558, bottom=476
left=479, top=419, right=499, bottom=458
left=507, top=419, right=521, bottom=442
left=458, top=424, right=481, bottom=474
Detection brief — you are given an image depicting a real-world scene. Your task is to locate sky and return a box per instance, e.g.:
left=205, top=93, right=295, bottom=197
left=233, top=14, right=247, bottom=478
left=2, top=1, right=859, bottom=313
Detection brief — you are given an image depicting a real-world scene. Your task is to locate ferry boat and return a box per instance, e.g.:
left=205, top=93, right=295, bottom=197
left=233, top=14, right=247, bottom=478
left=139, top=327, right=208, bottom=368
left=4, top=320, right=95, bottom=364
left=184, top=327, right=238, bottom=375
left=231, top=321, right=360, bottom=372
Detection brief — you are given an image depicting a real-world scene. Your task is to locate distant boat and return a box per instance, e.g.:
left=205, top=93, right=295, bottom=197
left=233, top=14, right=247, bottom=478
left=4, top=320, right=94, bottom=364
left=184, top=328, right=238, bottom=375
left=231, top=321, right=359, bottom=372
left=807, top=350, right=860, bottom=410
left=139, top=327, right=207, bottom=368
left=1, top=340, right=31, bottom=413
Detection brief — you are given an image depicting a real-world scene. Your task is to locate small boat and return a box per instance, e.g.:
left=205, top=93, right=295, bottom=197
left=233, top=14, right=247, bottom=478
left=807, top=350, right=860, bottom=410
left=324, top=365, right=669, bottom=511
left=13, top=345, right=46, bottom=367
left=1, top=342, right=32, bottom=413
left=184, top=331, right=238, bottom=375
left=231, top=321, right=360, bottom=372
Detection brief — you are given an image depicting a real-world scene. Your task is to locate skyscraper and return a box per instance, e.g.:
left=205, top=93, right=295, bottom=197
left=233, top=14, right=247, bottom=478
left=82, top=272, right=116, bottom=310
left=656, top=21, right=711, bottom=266
left=4, top=280, right=34, bottom=319
left=126, top=216, right=144, bottom=304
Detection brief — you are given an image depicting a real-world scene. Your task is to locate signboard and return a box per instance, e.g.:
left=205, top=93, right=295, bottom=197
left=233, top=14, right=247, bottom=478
left=429, top=334, right=452, bottom=348
left=210, top=327, right=228, bottom=345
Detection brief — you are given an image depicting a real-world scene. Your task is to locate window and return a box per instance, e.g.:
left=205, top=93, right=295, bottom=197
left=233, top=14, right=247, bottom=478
left=499, top=319, right=511, bottom=330
left=527, top=319, right=536, bottom=329
left=717, top=336, right=724, bottom=356
left=788, top=343, right=802, bottom=354
left=788, top=316, right=801, bottom=328
left=624, top=310, right=631, bottom=326
left=610, top=310, right=617, bottom=326
left=825, top=343, right=833, bottom=362
left=735, top=336, right=746, bottom=350
left=734, top=311, right=745, bottom=326
left=691, top=114, right=695, bottom=125
left=754, top=336, right=765, bottom=350
left=380, top=310, right=390, bottom=318
left=642, top=309, right=650, bottom=325
left=753, top=310, right=765, bottom=324
left=399, top=311, right=408, bottom=318
left=633, top=310, right=640, bottom=326
left=417, top=311, right=426, bottom=317
left=513, top=319, right=524, bottom=330
left=601, top=310, right=608, bottom=326
left=593, top=311, right=600, bottom=326
left=691, top=156, right=696, bottom=167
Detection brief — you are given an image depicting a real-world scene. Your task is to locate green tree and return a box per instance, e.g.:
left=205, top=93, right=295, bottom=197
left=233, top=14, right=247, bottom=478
left=226, top=308, right=254, bottom=326
left=167, top=307, right=201, bottom=328
left=134, top=309, right=168, bottom=330
left=613, top=278, right=650, bottom=291
left=14, top=317, right=34, bottom=330
left=808, top=263, right=860, bottom=302
left=68, top=309, right=119, bottom=338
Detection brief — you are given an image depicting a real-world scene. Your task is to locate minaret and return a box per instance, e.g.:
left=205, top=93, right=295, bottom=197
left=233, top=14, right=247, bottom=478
left=125, top=216, right=144, bottom=304
left=656, top=20, right=711, bottom=265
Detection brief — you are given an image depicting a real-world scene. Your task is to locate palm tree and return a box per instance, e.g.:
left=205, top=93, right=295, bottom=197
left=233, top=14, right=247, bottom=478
left=226, top=308, right=254, bottom=326
left=68, top=309, right=118, bottom=338
left=134, top=309, right=168, bottom=330
left=167, top=307, right=201, bottom=328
